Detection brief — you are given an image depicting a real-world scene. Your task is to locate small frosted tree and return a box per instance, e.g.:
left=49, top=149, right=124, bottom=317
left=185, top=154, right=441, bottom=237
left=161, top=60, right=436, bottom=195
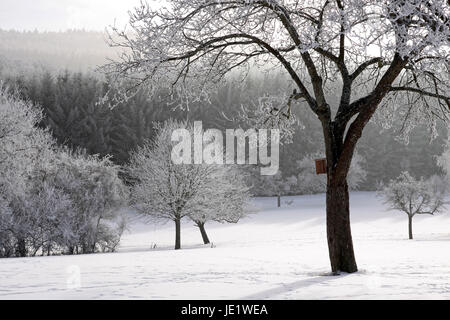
left=129, top=120, right=252, bottom=248
left=380, top=171, right=446, bottom=239
left=128, top=120, right=215, bottom=249
left=246, top=168, right=297, bottom=206
left=189, top=166, right=251, bottom=244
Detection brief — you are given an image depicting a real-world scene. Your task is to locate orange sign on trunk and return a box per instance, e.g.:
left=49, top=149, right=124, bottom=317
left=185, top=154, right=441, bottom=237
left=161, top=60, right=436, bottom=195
left=315, top=158, right=327, bottom=175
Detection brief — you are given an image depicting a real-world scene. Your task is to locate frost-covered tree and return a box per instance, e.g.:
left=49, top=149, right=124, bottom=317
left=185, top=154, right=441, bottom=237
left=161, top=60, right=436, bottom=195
left=189, top=166, right=251, bottom=244
left=0, top=87, right=127, bottom=257
left=106, top=0, right=450, bottom=273
left=380, top=171, right=447, bottom=239
left=44, top=150, right=128, bottom=254
left=0, top=86, right=55, bottom=257
left=129, top=120, right=252, bottom=248
left=128, top=120, right=216, bottom=249
left=17, top=181, right=74, bottom=256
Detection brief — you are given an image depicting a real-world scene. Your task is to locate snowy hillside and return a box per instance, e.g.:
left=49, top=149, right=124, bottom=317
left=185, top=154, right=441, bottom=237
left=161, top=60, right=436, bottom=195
left=1, top=192, right=449, bottom=299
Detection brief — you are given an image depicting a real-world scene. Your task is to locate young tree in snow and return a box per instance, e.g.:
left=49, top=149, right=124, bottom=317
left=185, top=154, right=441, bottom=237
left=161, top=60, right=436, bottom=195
left=189, top=166, right=251, bottom=244
left=129, top=120, right=252, bottom=248
left=128, top=120, right=215, bottom=249
left=380, top=171, right=447, bottom=239
left=247, top=169, right=296, bottom=206
left=106, top=0, right=450, bottom=272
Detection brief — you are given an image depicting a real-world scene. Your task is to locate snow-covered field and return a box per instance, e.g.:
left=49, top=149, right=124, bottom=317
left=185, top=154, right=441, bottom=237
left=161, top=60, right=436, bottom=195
left=1, top=192, right=449, bottom=300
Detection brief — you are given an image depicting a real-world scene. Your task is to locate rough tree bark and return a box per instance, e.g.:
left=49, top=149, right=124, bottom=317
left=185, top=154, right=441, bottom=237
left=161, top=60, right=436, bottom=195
left=323, top=122, right=358, bottom=274
left=326, top=178, right=357, bottom=273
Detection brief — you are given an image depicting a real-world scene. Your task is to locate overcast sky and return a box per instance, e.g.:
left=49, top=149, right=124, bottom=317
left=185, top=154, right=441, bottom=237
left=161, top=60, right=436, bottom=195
left=0, top=0, right=154, bottom=31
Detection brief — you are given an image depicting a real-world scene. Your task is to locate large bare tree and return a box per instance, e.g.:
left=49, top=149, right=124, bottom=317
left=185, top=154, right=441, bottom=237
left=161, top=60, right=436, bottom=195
left=105, top=0, right=450, bottom=273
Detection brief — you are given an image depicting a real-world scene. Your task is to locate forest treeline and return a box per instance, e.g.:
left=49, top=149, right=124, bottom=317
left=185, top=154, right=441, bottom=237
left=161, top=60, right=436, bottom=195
left=1, top=29, right=447, bottom=193
left=2, top=68, right=447, bottom=193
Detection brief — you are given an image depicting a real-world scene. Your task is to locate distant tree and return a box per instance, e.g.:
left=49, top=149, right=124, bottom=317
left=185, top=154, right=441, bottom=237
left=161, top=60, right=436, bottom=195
left=248, top=169, right=296, bottom=206
left=294, top=152, right=367, bottom=195
left=128, top=120, right=214, bottom=249
left=379, top=172, right=447, bottom=239
left=129, top=120, right=252, bottom=248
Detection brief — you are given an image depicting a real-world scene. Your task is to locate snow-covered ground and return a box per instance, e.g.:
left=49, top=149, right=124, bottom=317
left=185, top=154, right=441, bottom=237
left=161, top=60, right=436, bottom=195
left=1, top=192, right=449, bottom=299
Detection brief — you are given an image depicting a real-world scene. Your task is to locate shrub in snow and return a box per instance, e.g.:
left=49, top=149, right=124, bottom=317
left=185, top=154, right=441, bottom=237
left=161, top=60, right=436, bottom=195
left=0, top=87, right=127, bottom=257
left=379, top=172, right=447, bottom=240
left=0, top=87, right=55, bottom=257
left=128, top=119, right=251, bottom=249
left=43, top=149, right=128, bottom=254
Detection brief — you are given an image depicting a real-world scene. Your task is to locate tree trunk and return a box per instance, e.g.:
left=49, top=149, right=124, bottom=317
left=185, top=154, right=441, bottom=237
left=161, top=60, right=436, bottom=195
left=408, top=215, right=413, bottom=240
left=16, top=238, right=27, bottom=257
left=174, top=218, right=181, bottom=250
left=277, top=194, right=281, bottom=207
left=326, top=179, right=358, bottom=274
left=197, top=222, right=210, bottom=244
left=319, top=53, right=407, bottom=274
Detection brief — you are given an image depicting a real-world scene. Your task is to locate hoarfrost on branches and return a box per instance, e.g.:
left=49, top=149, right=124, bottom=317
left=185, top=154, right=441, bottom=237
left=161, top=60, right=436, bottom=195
left=104, top=0, right=450, bottom=272
left=105, top=0, right=450, bottom=136
left=0, top=87, right=128, bottom=257
left=128, top=119, right=252, bottom=248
